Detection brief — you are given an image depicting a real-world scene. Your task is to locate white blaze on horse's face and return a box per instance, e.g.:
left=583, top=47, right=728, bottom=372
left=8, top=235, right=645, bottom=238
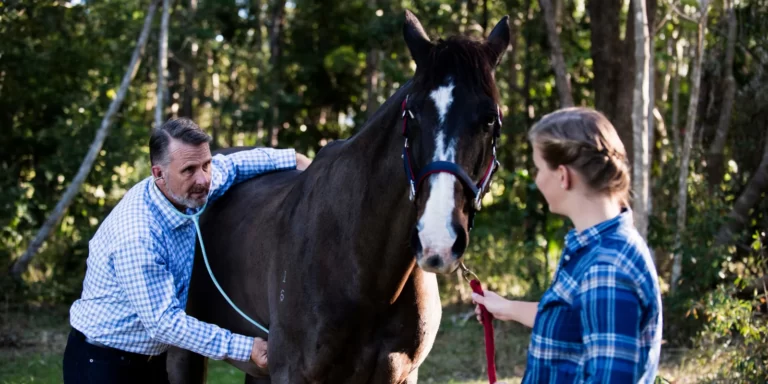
left=416, top=81, right=461, bottom=274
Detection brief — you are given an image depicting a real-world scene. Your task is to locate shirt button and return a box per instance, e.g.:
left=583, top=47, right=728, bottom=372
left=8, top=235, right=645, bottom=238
left=564, top=255, right=571, bottom=262
left=89, top=359, right=93, bottom=363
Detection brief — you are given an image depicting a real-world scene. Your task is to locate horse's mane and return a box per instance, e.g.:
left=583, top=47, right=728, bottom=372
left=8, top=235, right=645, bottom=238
left=350, top=79, right=414, bottom=137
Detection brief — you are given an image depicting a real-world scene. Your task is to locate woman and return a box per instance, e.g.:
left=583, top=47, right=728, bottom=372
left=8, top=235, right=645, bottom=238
left=473, top=107, right=662, bottom=383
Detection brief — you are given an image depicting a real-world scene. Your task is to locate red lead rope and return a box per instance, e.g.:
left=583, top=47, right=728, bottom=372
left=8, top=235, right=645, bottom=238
left=469, top=278, right=497, bottom=384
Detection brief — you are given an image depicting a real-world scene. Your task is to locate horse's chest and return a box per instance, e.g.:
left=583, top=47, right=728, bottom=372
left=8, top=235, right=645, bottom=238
left=349, top=276, right=442, bottom=382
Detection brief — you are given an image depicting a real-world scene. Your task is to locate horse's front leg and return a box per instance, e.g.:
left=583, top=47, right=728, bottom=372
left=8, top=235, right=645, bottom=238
left=245, top=374, right=271, bottom=384
left=166, top=346, right=208, bottom=384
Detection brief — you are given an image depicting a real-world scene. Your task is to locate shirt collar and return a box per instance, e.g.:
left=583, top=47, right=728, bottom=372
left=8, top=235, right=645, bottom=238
left=149, top=178, right=202, bottom=230
left=564, top=207, right=633, bottom=254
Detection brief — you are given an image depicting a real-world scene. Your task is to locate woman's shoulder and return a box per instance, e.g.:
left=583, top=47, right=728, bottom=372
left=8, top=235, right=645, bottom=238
left=576, top=229, right=659, bottom=305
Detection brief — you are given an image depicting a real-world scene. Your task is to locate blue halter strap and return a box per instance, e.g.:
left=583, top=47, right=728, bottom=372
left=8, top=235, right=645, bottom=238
left=400, top=95, right=501, bottom=228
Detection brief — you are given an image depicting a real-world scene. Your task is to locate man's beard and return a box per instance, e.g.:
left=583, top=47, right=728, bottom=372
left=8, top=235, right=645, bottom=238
left=169, top=186, right=209, bottom=209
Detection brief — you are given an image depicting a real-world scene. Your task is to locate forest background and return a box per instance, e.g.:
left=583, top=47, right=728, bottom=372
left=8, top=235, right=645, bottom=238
left=1, top=0, right=767, bottom=382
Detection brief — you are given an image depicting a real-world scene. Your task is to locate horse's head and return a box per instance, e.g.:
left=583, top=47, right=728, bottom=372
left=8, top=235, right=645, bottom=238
left=401, top=11, right=510, bottom=274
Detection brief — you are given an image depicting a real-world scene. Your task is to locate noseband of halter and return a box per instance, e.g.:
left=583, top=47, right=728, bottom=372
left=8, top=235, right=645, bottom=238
left=400, top=94, right=501, bottom=228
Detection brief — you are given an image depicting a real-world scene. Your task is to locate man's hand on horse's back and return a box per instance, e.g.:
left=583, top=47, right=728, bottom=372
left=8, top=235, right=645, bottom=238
left=251, top=337, right=268, bottom=368
left=295, top=153, right=312, bottom=171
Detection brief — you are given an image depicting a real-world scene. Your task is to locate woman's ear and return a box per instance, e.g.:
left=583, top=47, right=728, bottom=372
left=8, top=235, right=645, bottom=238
left=558, top=165, right=571, bottom=190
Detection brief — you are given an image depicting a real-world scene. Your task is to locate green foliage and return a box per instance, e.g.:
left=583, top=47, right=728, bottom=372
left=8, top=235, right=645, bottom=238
left=688, top=284, right=768, bottom=383
left=1, top=5, right=767, bottom=383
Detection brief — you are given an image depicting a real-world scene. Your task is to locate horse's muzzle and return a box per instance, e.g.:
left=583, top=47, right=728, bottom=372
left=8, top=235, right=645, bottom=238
left=411, top=221, right=467, bottom=274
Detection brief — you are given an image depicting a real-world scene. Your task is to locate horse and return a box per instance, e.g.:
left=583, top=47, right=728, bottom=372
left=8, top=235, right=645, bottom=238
left=167, top=10, right=510, bottom=383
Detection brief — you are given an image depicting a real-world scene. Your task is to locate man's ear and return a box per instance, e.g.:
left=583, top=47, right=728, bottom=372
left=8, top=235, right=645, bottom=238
left=152, top=165, right=164, bottom=182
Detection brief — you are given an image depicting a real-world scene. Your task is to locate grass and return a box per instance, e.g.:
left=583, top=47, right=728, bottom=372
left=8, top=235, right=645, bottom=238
left=0, top=304, right=723, bottom=383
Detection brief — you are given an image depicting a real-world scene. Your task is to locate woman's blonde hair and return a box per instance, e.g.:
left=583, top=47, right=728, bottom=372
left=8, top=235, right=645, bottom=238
left=528, top=107, right=631, bottom=207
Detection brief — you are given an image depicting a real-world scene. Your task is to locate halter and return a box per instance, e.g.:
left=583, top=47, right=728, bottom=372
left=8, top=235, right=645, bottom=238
left=400, top=95, right=501, bottom=228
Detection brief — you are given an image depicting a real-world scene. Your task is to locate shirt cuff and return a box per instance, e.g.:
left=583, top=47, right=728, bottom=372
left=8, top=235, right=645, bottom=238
left=270, top=148, right=297, bottom=170
left=229, top=334, right=255, bottom=362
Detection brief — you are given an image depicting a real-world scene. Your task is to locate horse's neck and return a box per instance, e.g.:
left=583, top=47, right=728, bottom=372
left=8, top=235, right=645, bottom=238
left=330, top=93, right=420, bottom=305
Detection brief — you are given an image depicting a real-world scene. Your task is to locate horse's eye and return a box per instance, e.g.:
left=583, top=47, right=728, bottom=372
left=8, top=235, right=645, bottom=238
left=483, top=114, right=497, bottom=129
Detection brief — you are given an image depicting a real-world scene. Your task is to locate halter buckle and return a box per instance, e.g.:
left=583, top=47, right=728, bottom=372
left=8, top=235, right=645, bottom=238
left=409, top=182, right=416, bottom=201
left=459, top=262, right=479, bottom=283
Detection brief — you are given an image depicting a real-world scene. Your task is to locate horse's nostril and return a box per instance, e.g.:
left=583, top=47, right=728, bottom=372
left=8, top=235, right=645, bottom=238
left=427, top=256, right=442, bottom=268
left=451, top=222, right=468, bottom=258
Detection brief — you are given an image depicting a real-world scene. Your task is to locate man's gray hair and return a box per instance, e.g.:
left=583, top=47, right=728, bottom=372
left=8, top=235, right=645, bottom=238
left=149, top=118, right=212, bottom=166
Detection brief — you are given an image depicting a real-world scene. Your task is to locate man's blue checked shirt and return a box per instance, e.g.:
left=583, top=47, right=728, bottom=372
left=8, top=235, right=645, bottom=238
left=522, top=208, right=663, bottom=384
left=69, top=148, right=296, bottom=361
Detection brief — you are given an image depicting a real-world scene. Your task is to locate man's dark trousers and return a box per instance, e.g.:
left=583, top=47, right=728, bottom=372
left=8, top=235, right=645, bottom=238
left=63, top=327, right=170, bottom=384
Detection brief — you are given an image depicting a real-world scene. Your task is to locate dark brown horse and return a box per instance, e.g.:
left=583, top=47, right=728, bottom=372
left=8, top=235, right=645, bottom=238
left=167, top=10, right=510, bottom=383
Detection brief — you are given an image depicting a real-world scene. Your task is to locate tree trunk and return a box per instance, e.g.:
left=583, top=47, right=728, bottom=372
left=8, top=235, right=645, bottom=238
left=671, top=1, right=710, bottom=293
left=181, top=0, right=198, bottom=118
left=210, top=49, right=221, bottom=148
left=540, top=0, right=573, bottom=107
left=707, top=0, right=737, bottom=187
left=9, top=0, right=160, bottom=279
left=167, top=55, right=181, bottom=119
left=660, top=33, right=677, bottom=157
left=660, top=36, right=674, bottom=106
left=523, top=0, right=542, bottom=293
left=365, top=50, right=380, bottom=120
left=365, top=0, right=380, bottom=120
left=588, top=0, right=632, bottom=163
left=156, top=0, right=170, bottom=127
left=587, top=0, right=656, bottom=167
left=631, top=0, right=652, bottom=239
left=671, top=37, right=684, bottom=154
left=268, top=0, right=286, bottom=66
left=226, top=60, right=239, bottom=147
left=646, top=26, right=655, bottom=249
left=507, top=13, right=520, bottom=99
left=715, top=127, right=768, bottom=245
left=268, top=0, right=287, bottom=147
left=248, top=0, right=264, bottom=142
left=249, top=0, right=263, bottom=49
left=503, top=13, right=520, bottom=173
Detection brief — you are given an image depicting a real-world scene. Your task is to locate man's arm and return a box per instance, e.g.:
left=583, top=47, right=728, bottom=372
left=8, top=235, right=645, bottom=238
left=208, top=148, right=298, bottom=202
left=112, top=236, right=255, bottom=362
left=578, top=264, right=644, bottom=383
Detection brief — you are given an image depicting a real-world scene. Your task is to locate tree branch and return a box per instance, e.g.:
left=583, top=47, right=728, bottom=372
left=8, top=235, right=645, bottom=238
left=155, top=0, right=170, bottom=127
left=9, top=0, right=160, bottom=280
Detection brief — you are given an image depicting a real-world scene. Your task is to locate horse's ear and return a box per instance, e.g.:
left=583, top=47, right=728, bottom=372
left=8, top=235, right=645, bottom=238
left=486, top=16, right=511, bottom=67
left=403, top=10, right=432, bottom=68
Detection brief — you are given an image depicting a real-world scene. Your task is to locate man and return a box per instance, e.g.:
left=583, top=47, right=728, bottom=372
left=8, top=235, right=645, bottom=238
left=63, top=118, right=311, bottom=383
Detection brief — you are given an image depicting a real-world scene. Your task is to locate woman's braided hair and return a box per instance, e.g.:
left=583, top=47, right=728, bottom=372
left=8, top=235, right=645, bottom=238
left=528, top=107, right=631, bottom=207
